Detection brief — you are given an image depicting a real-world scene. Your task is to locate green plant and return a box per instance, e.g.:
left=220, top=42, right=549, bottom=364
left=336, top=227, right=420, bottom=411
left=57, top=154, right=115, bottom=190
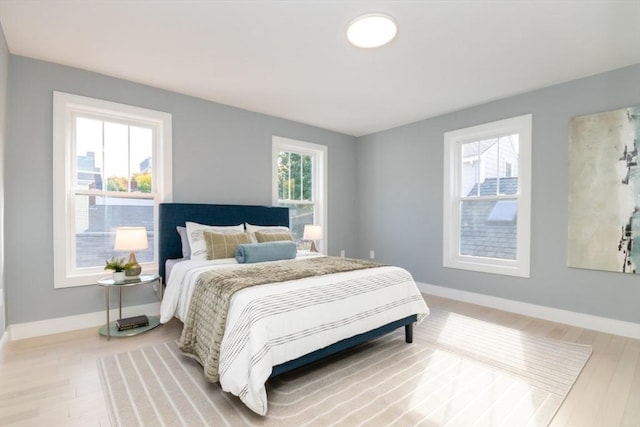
left=104, top=256, right=132, bottom=272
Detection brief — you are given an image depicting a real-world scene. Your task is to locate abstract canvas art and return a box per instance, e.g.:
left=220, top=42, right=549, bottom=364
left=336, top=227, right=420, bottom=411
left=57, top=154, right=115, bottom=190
left=568, top=106, right=640, bottom=274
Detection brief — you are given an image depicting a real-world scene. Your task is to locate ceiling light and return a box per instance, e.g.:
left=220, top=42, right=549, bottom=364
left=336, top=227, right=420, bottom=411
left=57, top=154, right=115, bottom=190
left=347, top=13, right=397, bottom=48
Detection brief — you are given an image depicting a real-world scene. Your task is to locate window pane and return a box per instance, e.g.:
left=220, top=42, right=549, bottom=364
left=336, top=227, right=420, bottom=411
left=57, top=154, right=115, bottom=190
left=301, top=154, right=312, bottom=200
left=75, top=117, right=104, bottom=191
left=104, top=122, right=129, bottom=191
left=99, top=122, right=154, bottom=193
left=498, top=134, right=519, bottom=195
left=459, top=199, right=518, bottom=260
left=461, top=138, right=499, bottom=196
left=291, top=153, right=303, bottom=199
left=130, top=126, right=153, bottom=193
left=461, top=141, right=480, bottom=197
left=74, top=195, right=154, bottom=268
left=279, top=202, right=314, bottom=243
left=278, top=151, right=291, bottom=200
left=277, top=151, right=313, bottom=202
left=461, top=136, right=520, bottom=197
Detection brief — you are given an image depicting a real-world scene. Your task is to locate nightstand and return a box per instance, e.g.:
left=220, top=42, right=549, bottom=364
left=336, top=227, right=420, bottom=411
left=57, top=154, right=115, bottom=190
left=97, top=274, right=161, bottom=340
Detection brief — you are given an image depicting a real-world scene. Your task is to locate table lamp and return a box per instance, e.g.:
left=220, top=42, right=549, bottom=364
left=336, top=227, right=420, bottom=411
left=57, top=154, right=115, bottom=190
left=114, top=227, right=148, bottom=277
left=303, top=224, right=322, bottom=252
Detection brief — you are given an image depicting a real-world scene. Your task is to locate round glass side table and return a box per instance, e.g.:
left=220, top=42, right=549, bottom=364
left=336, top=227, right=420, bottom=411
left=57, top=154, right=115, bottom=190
left=97, top=274, right=161, bottom=340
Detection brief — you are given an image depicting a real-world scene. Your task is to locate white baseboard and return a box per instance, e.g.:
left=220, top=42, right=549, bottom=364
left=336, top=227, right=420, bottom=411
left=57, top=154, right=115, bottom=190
left=418, top=282, right=640, bottom=339
left=7, top=285, right=639, bottom=341
left=7, top=302, right=161, bottom=341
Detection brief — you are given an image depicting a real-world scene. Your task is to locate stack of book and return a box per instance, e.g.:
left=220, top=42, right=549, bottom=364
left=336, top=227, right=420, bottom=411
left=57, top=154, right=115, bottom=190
left=116, top=315, right=149, bottom=331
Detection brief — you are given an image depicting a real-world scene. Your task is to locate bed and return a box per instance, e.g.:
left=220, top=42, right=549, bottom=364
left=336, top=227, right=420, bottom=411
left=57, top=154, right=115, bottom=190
left=158, top=202, right=429, bottom=415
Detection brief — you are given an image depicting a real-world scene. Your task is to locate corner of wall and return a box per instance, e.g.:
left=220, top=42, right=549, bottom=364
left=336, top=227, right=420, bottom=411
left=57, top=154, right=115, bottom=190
left=0, top=326, right=7, bottom=352
left=0, top=18, right=9, bottom=337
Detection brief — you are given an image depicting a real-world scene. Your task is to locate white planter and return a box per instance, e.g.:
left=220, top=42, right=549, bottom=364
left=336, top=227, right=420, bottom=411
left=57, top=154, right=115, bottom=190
left=112, top=271, right=126, bottom=282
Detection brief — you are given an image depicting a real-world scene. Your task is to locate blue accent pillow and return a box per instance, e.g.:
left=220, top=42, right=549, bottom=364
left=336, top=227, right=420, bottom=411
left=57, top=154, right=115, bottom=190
left=235, top=241, right=297, bottom=264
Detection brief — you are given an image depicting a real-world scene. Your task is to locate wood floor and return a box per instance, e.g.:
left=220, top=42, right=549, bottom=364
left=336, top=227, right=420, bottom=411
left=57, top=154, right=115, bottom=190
left=0, top=294, right=638, bottom=426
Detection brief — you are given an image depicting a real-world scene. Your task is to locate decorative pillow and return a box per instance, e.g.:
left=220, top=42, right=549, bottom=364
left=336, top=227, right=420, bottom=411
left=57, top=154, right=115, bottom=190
left=186, top=221, right=244, bottom=261
left=176, top=226, right=191, bottom=259
left=255, top=231, right=293, bottom=243
left=236, top=241, right=297, bottom=264
left=203, top=231, right=252, bottom=260
left=245, top=223, right=290, bottom=243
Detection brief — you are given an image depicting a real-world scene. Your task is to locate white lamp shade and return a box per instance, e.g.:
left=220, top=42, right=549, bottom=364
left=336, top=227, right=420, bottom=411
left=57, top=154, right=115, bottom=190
left=114, top=227, right=148, bottom=251
left=303, top=224, right=323, bottom=241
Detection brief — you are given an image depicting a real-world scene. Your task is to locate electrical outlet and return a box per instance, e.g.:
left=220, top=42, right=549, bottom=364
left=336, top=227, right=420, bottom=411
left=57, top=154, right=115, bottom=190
left=340, top=250, right=345, bottom=258
left=370, top=250, right=375, bottom=259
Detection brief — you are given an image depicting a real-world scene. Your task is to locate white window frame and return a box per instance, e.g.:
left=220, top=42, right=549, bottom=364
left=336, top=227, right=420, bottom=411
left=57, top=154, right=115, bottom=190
left=272, top=136, right=328, bottom=253
left=53, top=92, right=172, bottom=288
left=443, top=114, right=532, bottom=278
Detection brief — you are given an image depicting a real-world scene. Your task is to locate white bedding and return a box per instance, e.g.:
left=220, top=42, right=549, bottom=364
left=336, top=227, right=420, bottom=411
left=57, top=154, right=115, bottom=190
left=160, top=253, right=429, bottom=415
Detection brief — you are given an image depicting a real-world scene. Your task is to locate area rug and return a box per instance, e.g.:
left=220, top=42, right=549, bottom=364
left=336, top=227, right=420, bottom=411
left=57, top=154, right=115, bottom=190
left=97, top=309, right=591, bottom=426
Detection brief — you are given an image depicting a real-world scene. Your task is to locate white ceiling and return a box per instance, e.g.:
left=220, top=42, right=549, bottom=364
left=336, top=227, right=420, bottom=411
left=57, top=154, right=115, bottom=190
left=0, top=0, right=638, bottom=137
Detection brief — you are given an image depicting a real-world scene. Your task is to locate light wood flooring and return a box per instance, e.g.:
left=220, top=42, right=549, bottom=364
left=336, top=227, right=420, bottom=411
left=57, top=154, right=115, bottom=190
left=0, top=294, right=638, bottom=426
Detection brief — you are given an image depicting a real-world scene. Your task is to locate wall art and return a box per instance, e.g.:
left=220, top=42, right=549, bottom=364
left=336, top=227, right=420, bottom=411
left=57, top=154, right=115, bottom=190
left=567, top=106, right=639, bottom=274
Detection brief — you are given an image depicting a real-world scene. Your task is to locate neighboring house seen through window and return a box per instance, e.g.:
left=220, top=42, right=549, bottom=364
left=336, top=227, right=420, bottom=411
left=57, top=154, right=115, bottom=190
left=272, top=136, right=327, bottom=252
left=443, top=114, right=532, bottom=277
left=53, top=92, right=172, bottom=288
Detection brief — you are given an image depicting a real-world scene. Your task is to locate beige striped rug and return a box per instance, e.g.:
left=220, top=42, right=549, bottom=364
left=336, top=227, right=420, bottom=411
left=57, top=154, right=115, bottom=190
left=97, top=310, right=591, bottom=426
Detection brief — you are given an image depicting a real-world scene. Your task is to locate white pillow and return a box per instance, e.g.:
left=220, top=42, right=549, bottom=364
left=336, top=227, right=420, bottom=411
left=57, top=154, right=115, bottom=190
left=185, top=221, right=244, bottom=261
left=245, top=223, right=290, bottom=243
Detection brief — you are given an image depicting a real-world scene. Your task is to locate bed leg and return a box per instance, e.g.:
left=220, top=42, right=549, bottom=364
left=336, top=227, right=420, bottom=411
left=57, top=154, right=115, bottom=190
left=405, top=323, right=413, bottom=343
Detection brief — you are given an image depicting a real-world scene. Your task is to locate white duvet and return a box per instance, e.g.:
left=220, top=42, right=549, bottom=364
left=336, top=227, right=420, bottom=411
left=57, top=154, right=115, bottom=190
left=160, top=253, right=429, bottom=415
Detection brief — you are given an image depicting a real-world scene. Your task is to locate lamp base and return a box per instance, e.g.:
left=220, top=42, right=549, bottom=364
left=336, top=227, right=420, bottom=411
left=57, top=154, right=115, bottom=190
left=309, top=241, right=318, bottom=252
left=125, top=264, right=141, bottom=277
left=126, top=251, right=142, bottom=276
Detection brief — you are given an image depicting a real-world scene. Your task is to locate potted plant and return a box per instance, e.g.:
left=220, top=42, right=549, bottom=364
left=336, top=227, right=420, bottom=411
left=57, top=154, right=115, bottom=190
left=104, top=256, right=132, bottom=282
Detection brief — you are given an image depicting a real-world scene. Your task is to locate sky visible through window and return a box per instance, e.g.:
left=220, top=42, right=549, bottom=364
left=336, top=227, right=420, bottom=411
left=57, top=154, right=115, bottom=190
left=76, top=117, right=152, bottom=184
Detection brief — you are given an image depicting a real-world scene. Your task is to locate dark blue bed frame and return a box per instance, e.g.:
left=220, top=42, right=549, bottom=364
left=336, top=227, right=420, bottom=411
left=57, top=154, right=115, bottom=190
left=158, top=202, right=417, bottom=378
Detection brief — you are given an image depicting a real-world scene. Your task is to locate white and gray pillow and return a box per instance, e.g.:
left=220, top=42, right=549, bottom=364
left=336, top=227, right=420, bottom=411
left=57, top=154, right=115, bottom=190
left=185, top=221, right=244, bottom=261
left=177, top=226, right=191, bottom=259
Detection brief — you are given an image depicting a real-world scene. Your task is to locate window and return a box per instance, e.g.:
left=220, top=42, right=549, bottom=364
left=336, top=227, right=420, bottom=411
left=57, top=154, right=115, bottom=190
left=53, top=92, right=172, bottom=288
left=443, top=114, right=531, bottom=277
left=272, top=136, right=327, bottom=252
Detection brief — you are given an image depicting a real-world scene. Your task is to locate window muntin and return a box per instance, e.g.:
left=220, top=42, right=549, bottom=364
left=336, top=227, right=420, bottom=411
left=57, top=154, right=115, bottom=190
left=54, top=92, right=172, bottom=288
left=444, top=114, right=531, bottom=277
left=272, top=136, right=327, bottom=251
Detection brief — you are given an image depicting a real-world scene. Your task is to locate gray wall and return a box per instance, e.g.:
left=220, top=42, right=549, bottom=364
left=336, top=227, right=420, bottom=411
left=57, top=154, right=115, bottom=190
left=5, top=52, right=638, bottom=327
left=0, top=21, right=7, bottom=335
left=6, top=56, right=357, bottom=324
left=356, top=63, right=640, bottom=324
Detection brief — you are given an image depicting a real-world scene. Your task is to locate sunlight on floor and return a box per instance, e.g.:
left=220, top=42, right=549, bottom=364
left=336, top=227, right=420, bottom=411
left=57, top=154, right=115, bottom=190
left=403, top=312, right=559, bottom=426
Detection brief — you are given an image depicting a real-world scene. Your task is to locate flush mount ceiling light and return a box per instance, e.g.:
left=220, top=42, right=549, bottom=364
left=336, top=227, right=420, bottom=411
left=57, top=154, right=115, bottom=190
left=347, top=13, right=398, bottom=48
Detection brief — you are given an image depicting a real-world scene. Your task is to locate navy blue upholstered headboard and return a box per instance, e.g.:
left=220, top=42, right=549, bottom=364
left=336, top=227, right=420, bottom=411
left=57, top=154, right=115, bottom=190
left=158, top=203, right=289, bottom=281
